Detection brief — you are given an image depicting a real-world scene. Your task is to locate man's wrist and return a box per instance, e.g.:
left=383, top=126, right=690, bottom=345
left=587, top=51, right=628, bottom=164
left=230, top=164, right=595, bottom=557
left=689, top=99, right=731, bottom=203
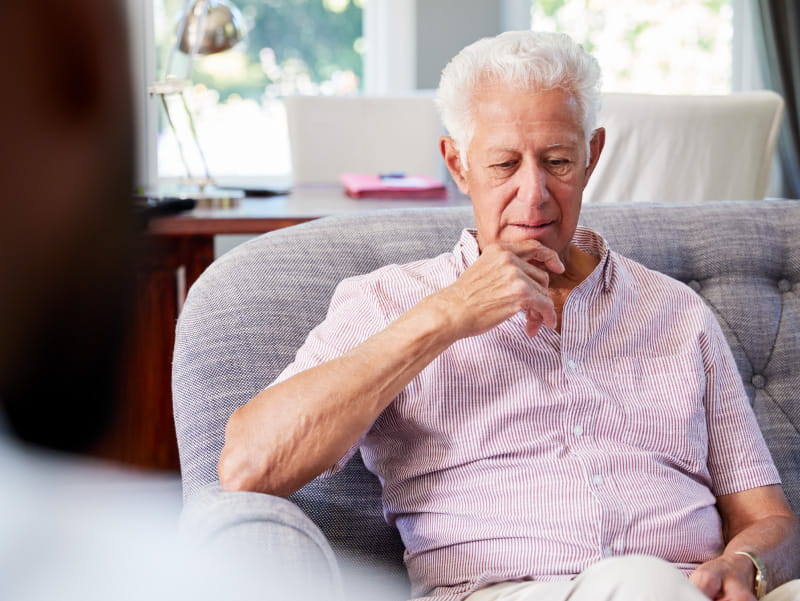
left=415, top=292, right=469, bottom=342
left=734, top=550, right=768, bottom=599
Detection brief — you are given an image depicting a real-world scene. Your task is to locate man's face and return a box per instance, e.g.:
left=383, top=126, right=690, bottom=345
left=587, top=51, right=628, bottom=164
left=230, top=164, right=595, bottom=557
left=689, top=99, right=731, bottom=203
left=442, top=82, right=604, bottom=261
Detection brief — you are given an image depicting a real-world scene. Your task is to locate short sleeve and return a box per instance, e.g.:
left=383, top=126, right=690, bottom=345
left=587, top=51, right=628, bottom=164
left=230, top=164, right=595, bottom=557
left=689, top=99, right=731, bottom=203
left=269, top=274, right=391, bottom=477
left=700, top=308, right=781, bottom=496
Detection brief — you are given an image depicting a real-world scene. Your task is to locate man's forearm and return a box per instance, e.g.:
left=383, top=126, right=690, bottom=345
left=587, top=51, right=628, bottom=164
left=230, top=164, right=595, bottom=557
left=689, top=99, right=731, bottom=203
left=693, top=485, right=800, bottom=598
left=218, top=238, right=563, bottom=497
left=722, top=513, right=800, bottom=591
left=217, top=296, right=459, bottom=497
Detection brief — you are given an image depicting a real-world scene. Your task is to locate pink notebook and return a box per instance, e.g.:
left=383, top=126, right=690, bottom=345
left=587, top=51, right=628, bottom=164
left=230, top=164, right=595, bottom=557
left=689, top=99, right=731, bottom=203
left=340, top=173, right=447, bottom=199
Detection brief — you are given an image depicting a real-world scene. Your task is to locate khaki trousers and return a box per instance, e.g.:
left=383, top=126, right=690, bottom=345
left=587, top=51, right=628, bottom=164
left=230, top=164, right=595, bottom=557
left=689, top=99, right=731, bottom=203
left=466, top=556, right=800, bottom=601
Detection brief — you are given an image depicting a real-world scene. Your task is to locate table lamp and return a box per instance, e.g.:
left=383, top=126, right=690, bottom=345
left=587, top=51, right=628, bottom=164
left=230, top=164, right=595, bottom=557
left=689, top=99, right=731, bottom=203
left=149, top=0, right=246, bottom=205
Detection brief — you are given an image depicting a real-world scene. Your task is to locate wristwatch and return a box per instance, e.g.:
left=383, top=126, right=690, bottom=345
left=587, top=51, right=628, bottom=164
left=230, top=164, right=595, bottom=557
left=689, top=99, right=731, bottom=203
left=735, top=550, right=768, bottom=599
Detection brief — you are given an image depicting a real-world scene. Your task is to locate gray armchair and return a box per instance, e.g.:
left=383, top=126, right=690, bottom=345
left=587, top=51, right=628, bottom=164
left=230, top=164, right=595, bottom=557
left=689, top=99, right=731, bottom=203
left=173, top=200, right=800, bottom=596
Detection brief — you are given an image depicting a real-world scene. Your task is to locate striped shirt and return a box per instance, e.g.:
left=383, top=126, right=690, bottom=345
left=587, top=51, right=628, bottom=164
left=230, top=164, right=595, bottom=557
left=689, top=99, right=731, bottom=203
left=275, top=227, right=780, bottom=601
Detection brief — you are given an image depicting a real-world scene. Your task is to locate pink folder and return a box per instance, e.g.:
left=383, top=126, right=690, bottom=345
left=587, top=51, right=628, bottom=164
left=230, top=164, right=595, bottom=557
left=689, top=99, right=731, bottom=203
left=340, top=173, right=447, bottom=199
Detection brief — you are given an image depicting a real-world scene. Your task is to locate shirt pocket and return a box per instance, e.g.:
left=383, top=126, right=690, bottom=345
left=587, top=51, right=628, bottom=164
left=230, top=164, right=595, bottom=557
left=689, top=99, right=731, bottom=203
left=613, top=353, right=708, bottom=467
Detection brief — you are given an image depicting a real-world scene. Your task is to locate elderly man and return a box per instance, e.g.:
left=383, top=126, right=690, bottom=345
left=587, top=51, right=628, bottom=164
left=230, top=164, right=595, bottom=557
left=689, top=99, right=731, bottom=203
left=219, top=31, right=800, bottom=601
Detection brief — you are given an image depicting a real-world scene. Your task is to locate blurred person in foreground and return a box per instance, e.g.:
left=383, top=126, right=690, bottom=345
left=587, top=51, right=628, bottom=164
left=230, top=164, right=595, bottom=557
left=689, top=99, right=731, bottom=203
left=0, top=2, right=344, bottom=599
left=219, top=31, right=800, bottom=601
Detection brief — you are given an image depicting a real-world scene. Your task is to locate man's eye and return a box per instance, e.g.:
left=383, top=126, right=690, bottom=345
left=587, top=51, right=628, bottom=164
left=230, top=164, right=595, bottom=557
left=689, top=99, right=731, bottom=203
left=546, top=159, right=572, bottom=172
left=492, top=161, right=517, bottom=169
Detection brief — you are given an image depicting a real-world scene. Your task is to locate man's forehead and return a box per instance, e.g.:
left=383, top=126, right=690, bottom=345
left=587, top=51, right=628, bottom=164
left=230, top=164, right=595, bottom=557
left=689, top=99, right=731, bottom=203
left=472, top=85, right=580, bottom=119
left=482, top=138, right=582, bottom=155
left=477, top=120, right=584, bottom=147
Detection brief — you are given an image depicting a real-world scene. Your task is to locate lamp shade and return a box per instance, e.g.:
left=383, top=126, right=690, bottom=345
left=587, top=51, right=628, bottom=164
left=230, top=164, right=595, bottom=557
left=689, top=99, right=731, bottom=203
left=179, top=0, right=245, bottom=56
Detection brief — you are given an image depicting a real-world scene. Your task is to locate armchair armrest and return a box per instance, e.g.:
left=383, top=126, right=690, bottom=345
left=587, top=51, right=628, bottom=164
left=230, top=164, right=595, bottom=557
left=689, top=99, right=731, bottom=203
left=180, top=482, right=342, bottom=600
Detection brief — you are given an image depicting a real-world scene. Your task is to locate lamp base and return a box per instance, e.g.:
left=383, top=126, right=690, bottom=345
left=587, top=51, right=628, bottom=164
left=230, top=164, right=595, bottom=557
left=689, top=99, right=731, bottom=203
left=172, top=185, right=245, bottom=209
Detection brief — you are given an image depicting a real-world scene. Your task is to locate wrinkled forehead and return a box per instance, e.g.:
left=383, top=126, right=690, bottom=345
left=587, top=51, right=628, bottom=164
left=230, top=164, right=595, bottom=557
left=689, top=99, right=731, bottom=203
left=471, top=83, right=583, bottom=132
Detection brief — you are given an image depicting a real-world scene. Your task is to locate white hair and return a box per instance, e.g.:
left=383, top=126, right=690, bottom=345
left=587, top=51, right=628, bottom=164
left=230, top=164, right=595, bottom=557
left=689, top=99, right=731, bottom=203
left=435, top=30, right=602, bottom=168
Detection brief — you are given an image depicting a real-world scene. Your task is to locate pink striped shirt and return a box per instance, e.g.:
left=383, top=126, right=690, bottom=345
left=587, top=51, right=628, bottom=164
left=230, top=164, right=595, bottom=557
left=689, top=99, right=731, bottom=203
left=275, top=227, right=780, bottom=601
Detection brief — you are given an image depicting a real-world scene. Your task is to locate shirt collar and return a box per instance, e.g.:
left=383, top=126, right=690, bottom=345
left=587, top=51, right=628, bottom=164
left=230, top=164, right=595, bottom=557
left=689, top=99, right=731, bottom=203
left=456, top=229, right=481, bottom=271
left=572, top=226, right=613, bottom=293
left=455, top=226, right=613, bottom=292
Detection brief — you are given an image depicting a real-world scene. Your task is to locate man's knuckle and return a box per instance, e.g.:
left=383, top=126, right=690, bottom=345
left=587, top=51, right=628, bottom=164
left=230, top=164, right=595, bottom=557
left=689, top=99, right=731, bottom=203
left=497, top=249, right=516, bottom=264
left=508, top=279, right=529, bottom=297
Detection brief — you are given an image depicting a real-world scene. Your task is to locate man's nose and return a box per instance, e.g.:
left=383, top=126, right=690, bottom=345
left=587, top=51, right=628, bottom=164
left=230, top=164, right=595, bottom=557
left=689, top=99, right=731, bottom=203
left=516, top=162, right=550, bottom=205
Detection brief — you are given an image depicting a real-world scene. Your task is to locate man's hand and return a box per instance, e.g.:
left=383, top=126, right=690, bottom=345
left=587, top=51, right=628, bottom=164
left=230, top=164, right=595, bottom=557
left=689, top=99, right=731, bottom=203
left=690, top=554, right=756, bottom=601
left=423, top=239, right=565, bottom=340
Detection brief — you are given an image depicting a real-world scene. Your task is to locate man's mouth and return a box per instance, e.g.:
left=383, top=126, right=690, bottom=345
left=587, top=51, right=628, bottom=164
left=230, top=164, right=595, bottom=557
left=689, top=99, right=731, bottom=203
left=510, top=220, right=555, bottom=230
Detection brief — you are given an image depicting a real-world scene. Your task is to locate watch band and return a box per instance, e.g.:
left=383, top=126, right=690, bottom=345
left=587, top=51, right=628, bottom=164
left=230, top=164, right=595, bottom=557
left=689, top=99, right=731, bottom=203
left=735, top=550, right=768, bottom=599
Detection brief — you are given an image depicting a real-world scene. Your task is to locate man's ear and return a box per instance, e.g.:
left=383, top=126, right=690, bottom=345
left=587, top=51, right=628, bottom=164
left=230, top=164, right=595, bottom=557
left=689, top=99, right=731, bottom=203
left=440, top=136, right=469, bottom=194
left=583, top=127, right=606, bottom=185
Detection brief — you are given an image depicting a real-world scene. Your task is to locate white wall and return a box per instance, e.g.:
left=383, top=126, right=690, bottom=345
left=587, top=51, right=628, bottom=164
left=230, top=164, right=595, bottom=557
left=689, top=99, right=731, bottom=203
left=364, top=0, right=527, bottom=94
left=415, top=0, right=502, bottom=90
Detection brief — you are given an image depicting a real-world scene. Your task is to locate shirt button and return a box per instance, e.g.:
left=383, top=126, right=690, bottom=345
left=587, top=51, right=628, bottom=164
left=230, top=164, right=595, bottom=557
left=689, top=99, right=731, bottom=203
left=592, top=474, right=604, bottom=487
left=573, top=425, right=584, bottom=437
left=601, top=545, right=613, bottom=557
left=567, top=359, right=579, bottom=370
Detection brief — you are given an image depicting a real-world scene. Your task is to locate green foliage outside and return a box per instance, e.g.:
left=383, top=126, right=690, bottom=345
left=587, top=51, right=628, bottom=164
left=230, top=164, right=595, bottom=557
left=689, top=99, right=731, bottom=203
left=537, top=0, right=566, bottom=18
left=157, top=0, right=363, bottom=102
left=529, top=0, right=732, bottom=94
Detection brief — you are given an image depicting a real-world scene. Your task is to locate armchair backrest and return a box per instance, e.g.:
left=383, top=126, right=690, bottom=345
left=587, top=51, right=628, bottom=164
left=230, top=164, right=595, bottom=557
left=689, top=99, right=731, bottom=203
left=173, top=201, right=800, bottom=569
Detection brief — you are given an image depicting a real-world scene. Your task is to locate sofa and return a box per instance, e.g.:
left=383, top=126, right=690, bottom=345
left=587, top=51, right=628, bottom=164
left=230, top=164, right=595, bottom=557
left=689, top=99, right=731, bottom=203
left=173, top=200, right=800, bottom=598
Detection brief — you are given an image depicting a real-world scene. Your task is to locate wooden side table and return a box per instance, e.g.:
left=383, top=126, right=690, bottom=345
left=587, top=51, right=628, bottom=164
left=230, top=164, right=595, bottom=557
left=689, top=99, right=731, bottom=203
left=94, top=188, right=471, bottom=471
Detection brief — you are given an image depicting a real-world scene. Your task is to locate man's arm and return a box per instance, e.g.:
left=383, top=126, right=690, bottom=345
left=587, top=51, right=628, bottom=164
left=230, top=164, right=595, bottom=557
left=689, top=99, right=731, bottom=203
left=690, top=484, right=800, bottom=600
left=218, top=240, right=564, bottom=496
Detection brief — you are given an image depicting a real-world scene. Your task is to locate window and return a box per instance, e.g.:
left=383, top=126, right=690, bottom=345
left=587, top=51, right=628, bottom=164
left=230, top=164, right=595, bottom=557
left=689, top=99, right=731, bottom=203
left=153, top=0, right=364, bottom=184
left=529, top=0, right=733, bottom=94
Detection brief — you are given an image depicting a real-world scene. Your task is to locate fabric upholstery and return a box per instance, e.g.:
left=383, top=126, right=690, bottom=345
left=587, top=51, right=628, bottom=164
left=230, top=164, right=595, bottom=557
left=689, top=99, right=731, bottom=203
left=173, top=200, right=800, bottom=581
left=284, top=94, right=445, bottom=185
left=584, top=92, right=784, bottom=203
left=180, top=482, right=342, bottom=600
